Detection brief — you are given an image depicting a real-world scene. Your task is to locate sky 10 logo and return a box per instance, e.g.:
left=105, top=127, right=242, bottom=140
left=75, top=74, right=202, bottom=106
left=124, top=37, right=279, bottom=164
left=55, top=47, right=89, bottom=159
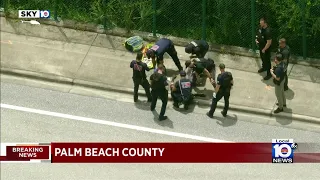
left=272, top=139, right=298, bottom=163
left=18, top=10, right=50, bottom=18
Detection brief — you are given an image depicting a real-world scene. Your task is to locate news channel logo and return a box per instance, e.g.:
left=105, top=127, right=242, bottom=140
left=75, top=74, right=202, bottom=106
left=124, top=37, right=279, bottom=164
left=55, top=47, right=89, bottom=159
left=18, top=10, right=50, bottom=18
left=272, top=139, right=298, bottom=163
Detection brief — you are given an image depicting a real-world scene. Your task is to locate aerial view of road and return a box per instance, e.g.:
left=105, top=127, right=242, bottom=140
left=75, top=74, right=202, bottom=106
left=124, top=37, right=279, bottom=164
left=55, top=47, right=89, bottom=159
left=1, top=7, right=320, bottom=179
left=1, top=79, right=320, bottom=179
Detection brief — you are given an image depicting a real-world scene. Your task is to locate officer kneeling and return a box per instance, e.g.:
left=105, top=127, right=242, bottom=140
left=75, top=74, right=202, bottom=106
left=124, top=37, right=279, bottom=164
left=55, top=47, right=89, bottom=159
left=170, top=71, right=193, bottom=110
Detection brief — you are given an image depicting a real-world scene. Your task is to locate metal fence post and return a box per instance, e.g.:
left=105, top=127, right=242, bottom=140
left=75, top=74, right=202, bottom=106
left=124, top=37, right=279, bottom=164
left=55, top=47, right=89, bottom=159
left=54, top=0, right=58, bottom=21
left=152, top=0, right=156, bottom=37
left=251, top=0, right=256, bottom=51
left=3, top=0, right=8, bottom=14
left=201, top=0, right=207, bottom=40
left=103, top=0, right=107, bottom=30
left=302, top=1, right=307, bottom=59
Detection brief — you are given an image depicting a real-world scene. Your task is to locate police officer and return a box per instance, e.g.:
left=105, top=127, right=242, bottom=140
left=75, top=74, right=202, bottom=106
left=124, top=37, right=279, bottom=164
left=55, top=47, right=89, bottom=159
left=185, top=58, right=215, bottom=87
left=185, top=40, right=209, bottom=58
left=207, top=64, right=233, bottom=118
left=270, top=53, right=286, bottom=114
left=130, top=52, right=152, bottom=102
left=278, top=38, right=290, bottom=91
left=170, top=71, right=193, bottom=110
left=256, top=17, right=272, bottom=80
left=146, top=38, right=183, bottom=71
left=150, top=64, right=169, bottom=121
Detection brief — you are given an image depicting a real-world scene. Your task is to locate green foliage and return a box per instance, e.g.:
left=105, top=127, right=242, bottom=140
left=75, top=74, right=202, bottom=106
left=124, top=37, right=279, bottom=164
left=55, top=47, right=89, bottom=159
left=4, top=0, right=320, bottom=58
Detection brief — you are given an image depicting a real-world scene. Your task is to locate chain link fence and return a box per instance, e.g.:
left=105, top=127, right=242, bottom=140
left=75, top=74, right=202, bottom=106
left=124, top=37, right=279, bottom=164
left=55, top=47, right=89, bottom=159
left=2, top=0, right=320, bottom=59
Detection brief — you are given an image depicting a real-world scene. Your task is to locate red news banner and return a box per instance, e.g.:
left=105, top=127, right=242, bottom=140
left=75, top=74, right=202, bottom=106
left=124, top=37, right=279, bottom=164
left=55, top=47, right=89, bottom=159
left=1, top=143, right=320, bottom=163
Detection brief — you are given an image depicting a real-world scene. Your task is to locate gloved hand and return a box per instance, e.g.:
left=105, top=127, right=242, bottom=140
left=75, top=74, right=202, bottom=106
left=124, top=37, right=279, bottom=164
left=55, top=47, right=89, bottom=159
left=212, top=92, right=216, bottom=98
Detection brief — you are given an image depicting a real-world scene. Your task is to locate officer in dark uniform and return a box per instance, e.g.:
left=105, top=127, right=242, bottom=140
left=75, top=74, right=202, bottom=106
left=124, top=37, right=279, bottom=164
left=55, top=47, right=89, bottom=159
left=278, top=38, right=290, bottom=91
left=185, top=58, right=215, bottom=87
left=185, top=40, right=209, bottom=58
left=130, top=52, right=152, bottom=102
left=146, top=38, right=183, bottom=71
left=270, top=53, right=286, bottom=113
left=256, top=17, right=273, bottom=80
left=150, top=64, right=169, bottom=121
left=207, top=64, right=233, bottom=118
left=170, top=71, right=193, bottom=110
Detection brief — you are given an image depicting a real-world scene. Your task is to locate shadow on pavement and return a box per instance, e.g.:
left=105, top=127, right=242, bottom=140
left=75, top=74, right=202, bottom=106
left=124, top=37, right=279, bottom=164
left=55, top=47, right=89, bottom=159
left=258, top=71, right=276, bottom=87
left=215, top=114, right=238, bottom=127
left=285, top=88, right=295, bottom=100
left=172, top=102, right=196, bottom=114
left=193, top=87, right=214, bottom=101
left=134, top=101, right=174, bottom=128
left=275, top=108, right=293, bottom=125
left=134, top=100, right=150, bottom=111
left=152, top=111, right=174, bottom=129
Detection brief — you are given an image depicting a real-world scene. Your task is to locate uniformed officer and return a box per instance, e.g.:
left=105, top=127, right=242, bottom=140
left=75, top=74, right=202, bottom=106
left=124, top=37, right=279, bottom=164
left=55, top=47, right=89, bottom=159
left=130, top=52, right=152, bottom=102
left=270, top=53, right=286, bottom=113
left=185, top=58, right=215, bottom=87
left=256, top=17, right=272, bottom=80
left=170, top=71, right=193, bottom=110
left=150, top=64, right=169, bottom=121
left=278, top=38, right=290, bottom=91
left=185, top=40, right=209, bottom=58
left=207, top=64, right=233, bottom=118
left=146, top=38, right=183, bottom=71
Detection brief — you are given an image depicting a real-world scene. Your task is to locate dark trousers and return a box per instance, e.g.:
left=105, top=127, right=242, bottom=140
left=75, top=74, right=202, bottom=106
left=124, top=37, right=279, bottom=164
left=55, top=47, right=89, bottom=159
left=167, top=45, right=183, bottom=71
left=208, top=90, right=230, bottom=116
left=133, top=78, right=152, bottom=101
left=260, top=50, right=271, bottom=76
left=151, top=89, right=168, bottom=117
left=171, top=92, right=192, bottom=108
left=284, top=71, right=288, bottom=89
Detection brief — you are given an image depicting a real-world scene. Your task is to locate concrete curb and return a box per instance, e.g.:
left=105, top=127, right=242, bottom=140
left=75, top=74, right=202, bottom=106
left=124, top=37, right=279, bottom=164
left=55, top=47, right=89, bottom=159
left=1, top=67, right=320, bottom=125
left=1, top=14, right=319, bottom=67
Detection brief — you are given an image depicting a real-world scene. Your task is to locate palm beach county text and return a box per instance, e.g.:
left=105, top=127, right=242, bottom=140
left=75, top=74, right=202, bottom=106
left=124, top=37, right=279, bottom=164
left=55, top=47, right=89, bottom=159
left=54, top=148, right=165, bottom=157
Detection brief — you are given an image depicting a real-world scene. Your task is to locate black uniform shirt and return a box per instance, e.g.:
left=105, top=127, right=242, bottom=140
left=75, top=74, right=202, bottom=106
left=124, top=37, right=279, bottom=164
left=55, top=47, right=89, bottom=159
left=257, top=27, right=272, bottom=50
left=150, top=72, right=168, bottom=91
left=278, top=45, right=290, bottom=65
left=217, top=72, right=233, bottom=92
left=130, top=60, right=150, bottom=79
left=148, top=38, right=172, bottom=61
left=273, top=62, right=285, bottom=85
left=189, top=40, right=209, bottom=57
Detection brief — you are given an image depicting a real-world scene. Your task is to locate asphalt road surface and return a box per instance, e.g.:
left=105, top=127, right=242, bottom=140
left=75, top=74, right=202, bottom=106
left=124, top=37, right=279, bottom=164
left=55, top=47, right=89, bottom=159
left=1, top=81, right=320, bottom=180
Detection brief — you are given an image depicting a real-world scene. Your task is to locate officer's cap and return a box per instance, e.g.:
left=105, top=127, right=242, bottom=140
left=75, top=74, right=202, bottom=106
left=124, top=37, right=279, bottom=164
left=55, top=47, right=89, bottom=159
left=179, top=71, right=187, bottom=76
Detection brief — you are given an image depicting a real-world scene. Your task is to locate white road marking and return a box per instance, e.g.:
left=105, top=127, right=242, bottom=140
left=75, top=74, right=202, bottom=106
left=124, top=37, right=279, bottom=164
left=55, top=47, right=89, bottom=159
left=1, top=104, right=232, bottom=143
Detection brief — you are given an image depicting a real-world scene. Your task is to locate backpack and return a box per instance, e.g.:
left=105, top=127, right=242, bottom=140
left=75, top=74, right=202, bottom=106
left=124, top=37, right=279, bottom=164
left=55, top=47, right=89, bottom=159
left=124, top=36, right=144, bottom=52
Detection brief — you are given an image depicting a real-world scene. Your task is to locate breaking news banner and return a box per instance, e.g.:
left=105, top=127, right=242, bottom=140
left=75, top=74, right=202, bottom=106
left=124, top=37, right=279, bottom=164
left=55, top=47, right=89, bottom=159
left=0, top=143, right=51, bottom=163
left=1, top=141, right=320, bottom=163
left=18, top=10, right=50, bottom=19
